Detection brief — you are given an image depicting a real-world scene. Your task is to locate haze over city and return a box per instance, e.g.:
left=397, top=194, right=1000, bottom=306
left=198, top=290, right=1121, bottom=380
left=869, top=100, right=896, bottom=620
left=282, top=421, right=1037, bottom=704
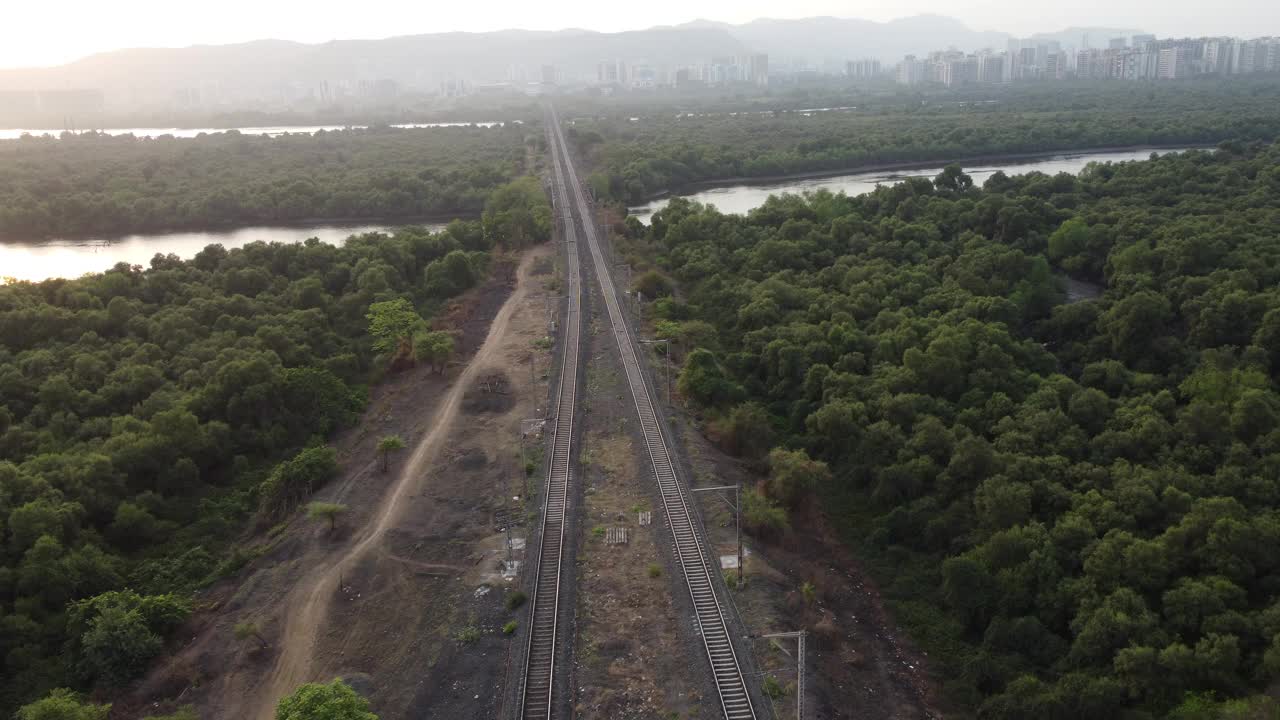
left=3, top=0, right=1277, bottom=68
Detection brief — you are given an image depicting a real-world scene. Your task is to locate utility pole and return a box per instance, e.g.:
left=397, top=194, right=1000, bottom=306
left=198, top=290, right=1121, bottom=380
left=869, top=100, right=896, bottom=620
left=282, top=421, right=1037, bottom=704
left=692, top=483, right=742, bottom=588
left=759, top=630, right=807, bottom=720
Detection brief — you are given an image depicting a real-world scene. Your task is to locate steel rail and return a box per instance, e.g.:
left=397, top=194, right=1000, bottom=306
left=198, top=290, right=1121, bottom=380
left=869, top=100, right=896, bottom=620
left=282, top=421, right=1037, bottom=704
left=517, top=109, right=584, bottom=720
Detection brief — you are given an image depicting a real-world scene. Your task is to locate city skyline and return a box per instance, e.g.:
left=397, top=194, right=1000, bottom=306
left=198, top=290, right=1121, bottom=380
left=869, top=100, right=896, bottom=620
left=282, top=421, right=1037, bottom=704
left=3, top=0, right=1279, bottom=69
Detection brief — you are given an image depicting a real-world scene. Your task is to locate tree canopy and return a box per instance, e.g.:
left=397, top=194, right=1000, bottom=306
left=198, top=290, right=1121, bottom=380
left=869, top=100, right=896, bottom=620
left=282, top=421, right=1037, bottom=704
left=573, top=78, right=1280, bottom=203
left=0, top=125, right=536, bottom=238
left=628, top=140, right=1280, bottom=716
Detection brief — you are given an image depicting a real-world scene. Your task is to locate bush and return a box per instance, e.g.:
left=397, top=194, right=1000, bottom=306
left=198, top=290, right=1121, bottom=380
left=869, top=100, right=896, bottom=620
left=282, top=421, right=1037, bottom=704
left=65, top=590, right=191, bottom=686
left=454, top=625, right=481, bottom=644
left=717, top=402, right=774, bottom=458
left=506, top=590, right=528, bottom=611
left=763, top=675, right=788, bottom=699
left=765, top=448, right=830, bottom=508
left=742, top=489, right=789, bottom=535
left=632, top=270, right=674, bottom=298
left=16, top=689, right=109, bottom=720
left=647, top=563, right=663, bottom=578
left=503, top=621, right=518, bottom=635
left=275, top=679, right=377, bottom=720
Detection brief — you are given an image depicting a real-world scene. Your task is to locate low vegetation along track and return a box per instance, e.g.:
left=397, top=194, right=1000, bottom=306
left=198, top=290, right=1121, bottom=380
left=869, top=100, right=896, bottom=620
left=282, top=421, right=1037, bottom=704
left=517, top=109, right=584, bottom=719
left=546, top=105, right=759, bottom=720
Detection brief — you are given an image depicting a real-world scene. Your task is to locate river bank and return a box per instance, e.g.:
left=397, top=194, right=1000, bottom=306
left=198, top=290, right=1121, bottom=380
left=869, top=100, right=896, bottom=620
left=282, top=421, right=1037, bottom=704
left=1, top=220, right=451, bottom=282
left=0, top=212, right=476, bottom=246
left=641, top=142, right=1214, bottom=200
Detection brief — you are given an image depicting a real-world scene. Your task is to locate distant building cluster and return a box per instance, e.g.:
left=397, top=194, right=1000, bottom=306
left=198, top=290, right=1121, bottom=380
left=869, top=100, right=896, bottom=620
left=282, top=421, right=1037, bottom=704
left=893, top=34, right=1280, bottom=86
left=585, top=54, right=770, bottom=89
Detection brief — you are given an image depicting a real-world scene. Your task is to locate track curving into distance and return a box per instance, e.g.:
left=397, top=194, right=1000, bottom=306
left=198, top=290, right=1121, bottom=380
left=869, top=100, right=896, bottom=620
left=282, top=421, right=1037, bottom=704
left=545, top=104, right=758, bottom=720
left=518, top=110, right=584, bottom=719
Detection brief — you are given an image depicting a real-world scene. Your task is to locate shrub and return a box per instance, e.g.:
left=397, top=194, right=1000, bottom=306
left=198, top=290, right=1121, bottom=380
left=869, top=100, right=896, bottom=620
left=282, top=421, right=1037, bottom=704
left=275, top=679, right=377, bottom=720
left=742, top=489, right=789, bottom=535
left=506, top=590, right=528, bottom=611
left=632, top=270, right=674, bottom=298
left=454, top=625, right=481, bottom=644
left=503, top=621, right=518, bottom=635
left=763, top=674, right=788, bottom=699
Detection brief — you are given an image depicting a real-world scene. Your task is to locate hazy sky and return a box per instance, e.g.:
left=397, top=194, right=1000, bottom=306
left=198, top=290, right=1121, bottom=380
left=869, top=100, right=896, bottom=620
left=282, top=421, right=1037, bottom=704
left=3, top=0, right=1277, bottom=68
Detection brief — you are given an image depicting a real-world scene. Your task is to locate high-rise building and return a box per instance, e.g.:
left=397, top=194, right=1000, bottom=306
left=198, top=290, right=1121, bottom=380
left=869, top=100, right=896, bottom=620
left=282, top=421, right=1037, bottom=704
left=1044, top=52, right=1068, bottom=79
left=978, top=53, right=1007, bottom=83
left=596, top=60, right=627, bottom=85
left=896, top=55, right=924, bottom=85
left=846, top=58, right=881, bottom=78
left=942, top=56, right=980, bottom=86
left=1158, top=47, right=1186, bottom=78
left=749, top=54, right=770, bottom=85
left=1109, top=37, right=1128, bottom=50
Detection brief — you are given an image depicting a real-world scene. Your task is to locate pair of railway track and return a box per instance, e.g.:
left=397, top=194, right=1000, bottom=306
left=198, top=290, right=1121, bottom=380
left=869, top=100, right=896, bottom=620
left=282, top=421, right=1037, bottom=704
left=516, top=104, right=757, bottom=720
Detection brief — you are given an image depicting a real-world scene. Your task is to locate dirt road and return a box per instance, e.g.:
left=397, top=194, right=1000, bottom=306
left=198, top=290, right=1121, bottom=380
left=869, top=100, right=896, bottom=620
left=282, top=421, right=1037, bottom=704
left=251, top=251, right=540, bottom=719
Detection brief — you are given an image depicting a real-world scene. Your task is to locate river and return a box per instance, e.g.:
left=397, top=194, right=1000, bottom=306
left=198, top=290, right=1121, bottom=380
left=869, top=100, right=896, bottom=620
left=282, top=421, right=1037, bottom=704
left=627, top=147, right=1191, bottom=224
left=1, top=222, right=444, bottom=282
left=2, top=147, right=1186, bottom=283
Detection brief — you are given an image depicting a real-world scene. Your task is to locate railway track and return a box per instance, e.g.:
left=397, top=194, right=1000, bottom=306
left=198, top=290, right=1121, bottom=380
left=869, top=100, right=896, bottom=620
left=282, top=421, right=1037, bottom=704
left=546, top=105, right=759, bottom=720
left=517, top=108, right=584, bottom=720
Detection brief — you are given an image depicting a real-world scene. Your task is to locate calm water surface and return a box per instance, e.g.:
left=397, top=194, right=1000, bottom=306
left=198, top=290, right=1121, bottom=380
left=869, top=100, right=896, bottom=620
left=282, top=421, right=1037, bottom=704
left=628, top=148, right=1190, bottom=224
left=2, top=223, right=444, bottom=282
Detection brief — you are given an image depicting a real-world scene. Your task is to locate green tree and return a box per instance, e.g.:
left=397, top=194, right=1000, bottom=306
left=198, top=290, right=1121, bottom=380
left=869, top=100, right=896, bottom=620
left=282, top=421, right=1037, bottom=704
left=79, top=604, right=163, bottom=685
left=678, top=349, right=742, bottom=407
left=307, top=502, right=347, bottom=533
left=765, top=448, right=831, bottom=508
left=1047, top=218, right=1091, bottom=269
left=934, top=163, right=974, bottom=193
left=365, top=299, right=427, bottom=359
left=258, top=446, right=339, bottom=519
left=376, top=435, right=406, bottom=473
left=413, top=331, right=455, bottom=374
left=275, top=679, right=378, bottom=720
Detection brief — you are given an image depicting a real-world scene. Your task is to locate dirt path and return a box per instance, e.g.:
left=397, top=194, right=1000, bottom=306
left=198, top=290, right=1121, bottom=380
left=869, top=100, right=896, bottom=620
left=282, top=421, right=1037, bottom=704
left=252, top=251, right=540, bottom=719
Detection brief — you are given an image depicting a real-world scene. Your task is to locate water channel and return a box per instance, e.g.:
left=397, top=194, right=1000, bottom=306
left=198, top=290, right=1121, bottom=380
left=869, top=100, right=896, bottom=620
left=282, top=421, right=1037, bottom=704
left=627, top=147, right=1191, bottom=224
left=1, top=222, right=444, bottom=282
left=1, top=147, right=1189, bottom=283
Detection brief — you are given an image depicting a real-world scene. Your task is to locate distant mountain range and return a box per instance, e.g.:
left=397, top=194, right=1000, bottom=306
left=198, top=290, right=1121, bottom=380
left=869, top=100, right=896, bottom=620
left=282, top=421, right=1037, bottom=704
left=0, top=15, right=1143, bottom=123
left=673, top=15, right=1013, bottom=66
